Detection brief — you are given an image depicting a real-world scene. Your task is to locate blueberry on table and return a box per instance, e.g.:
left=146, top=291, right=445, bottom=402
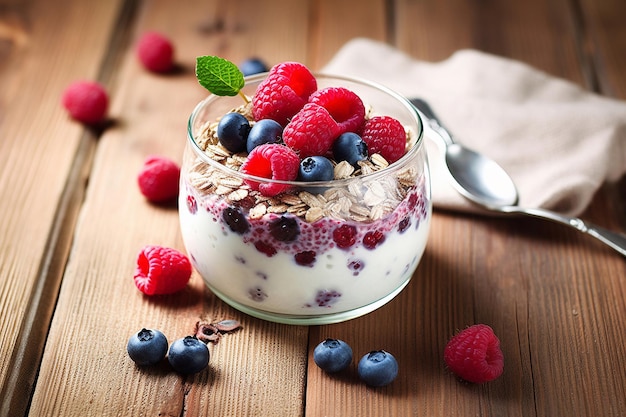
left=239, top=57, right=269, bottom=76
left=246, top=119, right=283, bottom=153
left=332, top=132, right=368, bottom=168
left=127, top=328, right=168, bottom=366
left=313, top=338, right=353, bottom=373
left=217, top=112, right=251, bottom=153
left=168, top=336, right=210, bottom=375
left=357, top=350, right=398, bottom=387
left=298, top=156, right=334, bottom=182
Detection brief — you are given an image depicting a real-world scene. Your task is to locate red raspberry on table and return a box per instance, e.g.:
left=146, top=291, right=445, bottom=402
left=361, top=116, right=407, bottom=163
left=133, top=245, right=192, bottom=295
left=252, top=62, right=317, bottom=126
left=309, top=87, right=365, bottom=134
left=136, top=31, right=175, bottom=73
left=239, top=144, right=300, bottom=197
left=444, top=324, right=504, bottom=384
left=61, top=80, right=108, bottom=125
left=283, top=103, right=340, bottom=158
left=137, top=156, right=181, bottom=203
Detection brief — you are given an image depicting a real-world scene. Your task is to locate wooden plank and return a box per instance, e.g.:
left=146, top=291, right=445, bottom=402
left=0, top=0, right=124, bottom=415
left=28, top=0, right=311, bottom=415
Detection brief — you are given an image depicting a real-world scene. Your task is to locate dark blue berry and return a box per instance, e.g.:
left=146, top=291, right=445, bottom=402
left=298, top=156, right=334, bottom=182
left=247, top=119, right=283, bottom=153
left=223, top=206, right=249, bottom=234
left=239, top=57, right=269, bottom=76
left=269, top=216, right=300, bottom=242
left=357, top=350, right=399, bottom=387
left=313, top=339, right=353, bottom=373
left=217, top=112, right=251, bottom=153
left=127, top=328, right=168, bottom=366
left=168, top=336, right=209, bottom=375
left=332, top=132, right=368, bottom=168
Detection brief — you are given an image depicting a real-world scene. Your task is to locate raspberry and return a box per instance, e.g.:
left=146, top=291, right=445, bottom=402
left=309, top=87, right=365, bottom=134
left=444, top=324, right=504, bottom=384
left=295, top=251, right=316, bottom=266
left=61, top=80, right=108, bottom=125
left=133, top=245, right=192, bottom=295
left=283, top=103, right=340, bottom=158
left=136, top=31, right=175, bottom=73
left=332, top=224, right=358, bottom=249
left=239, top=144, right=300, bottom=196
left=361, top=116, right=407, bottom=164
left=137, top=156, right=180, bottom=203
left=252, top=62, right=317, bottom=126
left=362, top=230, right=385, bottom=249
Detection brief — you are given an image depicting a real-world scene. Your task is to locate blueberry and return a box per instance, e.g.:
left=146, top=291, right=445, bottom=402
left=269, top=216, right=300, bottom=242
left=313, top=338, right=353, bottom=373
left=298, top=156, right=334, bottom=182
left=223, top=206, right=250, bottom=234
left=168, top=336, right=210, bottom=375
left=357, top=350, right=399, bottom=387
left=217, top=112, right=251, bottom=153
left=332, top=132, right=368, bottom=168
left=239, top=57, right=269, bottom=76
left=247, top=119, right=283, bottom=153
left=127, top=328, right=168, bottom=366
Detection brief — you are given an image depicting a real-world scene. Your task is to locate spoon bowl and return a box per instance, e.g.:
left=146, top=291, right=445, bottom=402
left=410, top=98, right=626, bottom=257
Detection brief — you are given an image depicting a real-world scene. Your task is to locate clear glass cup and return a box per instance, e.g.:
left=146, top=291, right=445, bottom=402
left=179, top=73, right=431, bottom=325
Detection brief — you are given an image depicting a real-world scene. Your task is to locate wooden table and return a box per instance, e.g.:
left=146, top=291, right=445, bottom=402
left=1, top=0, right=625, bottom=416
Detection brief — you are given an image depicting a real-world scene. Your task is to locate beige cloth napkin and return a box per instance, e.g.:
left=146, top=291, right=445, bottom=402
left=322, top=38, right=626, bottom=216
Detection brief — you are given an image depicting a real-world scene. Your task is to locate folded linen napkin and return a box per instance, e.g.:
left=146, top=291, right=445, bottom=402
left=322, top=38, right=626, bottom=216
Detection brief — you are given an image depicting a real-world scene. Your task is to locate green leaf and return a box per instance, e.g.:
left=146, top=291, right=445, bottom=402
left=195, top=56, right=245, bottom=97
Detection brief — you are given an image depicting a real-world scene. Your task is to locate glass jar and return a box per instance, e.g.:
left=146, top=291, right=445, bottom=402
left=179, top=73, right=431, bottom=325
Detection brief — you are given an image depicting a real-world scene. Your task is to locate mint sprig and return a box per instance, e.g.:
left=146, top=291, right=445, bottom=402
left=195, top=56, right=247, bottom=102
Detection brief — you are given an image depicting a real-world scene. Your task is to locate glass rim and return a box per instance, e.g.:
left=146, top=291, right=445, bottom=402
left=186, top=72, right=425, bottom=188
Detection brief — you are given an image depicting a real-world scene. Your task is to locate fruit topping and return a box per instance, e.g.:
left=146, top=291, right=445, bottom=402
left=222, top=206, right=250, bottom=234
left=269, top=216, right=300, bottom=242
left=444, top=324, right=504, bottom=384
left=361, top=116, right=407, bottom=164
left=246, top=118, right=283, bottom=153
left=137, top=156, right=180, bottom=203
left=252, top=61, right=317, bottom=126
left=357, top=350, right=399, bottom=387
left=136, top=31, right=175, bottom=73
left=332, top=132, right=369, bottom=168
left=133, top=245, right=192, bottom=295
left=332, top=224, right=358, bottom=249
left=239, top=57, right=270, bottom=76
left=309, top=87, right=365, bottom=134
left=167, top=336, right=209, bottom=375
left=313, top=339, right=353, bottom=373
left=127, top=328, right=169, bottom=366
left=298, top=156, right=334, bottom=182
left=217, top=112, right=251, bottom=153
left=239, top=143, right=300, bottom=196
left=283, top=103, right=340, bottom=157
left=61, top=80, right=109, bottom=125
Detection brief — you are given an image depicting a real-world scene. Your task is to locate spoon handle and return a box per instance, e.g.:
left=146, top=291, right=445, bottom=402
left=410, top=98, right=455, bottom=145
left=502, top=206, right=626, bottom=257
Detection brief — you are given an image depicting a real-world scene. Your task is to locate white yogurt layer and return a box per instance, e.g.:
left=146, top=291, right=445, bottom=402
left=179, top=174, right=431, bottom=318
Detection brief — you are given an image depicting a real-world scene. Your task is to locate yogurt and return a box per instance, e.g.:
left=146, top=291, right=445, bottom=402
left=179, top=172, right=430, bottom=321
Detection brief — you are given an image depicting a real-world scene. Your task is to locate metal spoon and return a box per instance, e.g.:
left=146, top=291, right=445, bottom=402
left=411, top=98, right=626, bottom=257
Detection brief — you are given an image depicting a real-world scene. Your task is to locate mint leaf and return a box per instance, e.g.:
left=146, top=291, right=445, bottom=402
left=195, top=56, right=245, bottom=97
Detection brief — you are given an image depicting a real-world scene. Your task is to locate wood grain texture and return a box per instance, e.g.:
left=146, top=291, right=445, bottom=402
left=0, top=1, right=124, bottom=416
